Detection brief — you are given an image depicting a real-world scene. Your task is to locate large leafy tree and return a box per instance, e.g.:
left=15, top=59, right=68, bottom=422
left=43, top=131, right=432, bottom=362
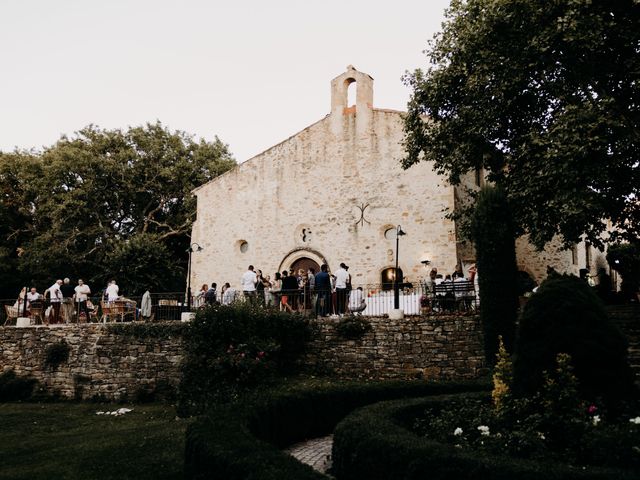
left=403, top=0, right=640, bottom=249
left=0, top=122, right=235, bottom=295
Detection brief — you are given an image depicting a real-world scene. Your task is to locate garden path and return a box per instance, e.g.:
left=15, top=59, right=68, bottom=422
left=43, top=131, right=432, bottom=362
left=284, top=434, right=333, bottom=475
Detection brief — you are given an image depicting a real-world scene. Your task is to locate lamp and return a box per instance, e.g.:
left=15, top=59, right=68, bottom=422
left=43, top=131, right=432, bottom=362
left=394, top=226, right=406, bottom=310
left=186, top=243, right=203, bottom=311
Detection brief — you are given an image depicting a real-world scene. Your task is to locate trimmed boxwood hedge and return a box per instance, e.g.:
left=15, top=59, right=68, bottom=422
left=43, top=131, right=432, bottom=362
left=184, top=379, right=489, bottom=479
left=332, top=393, right=639, bottom=480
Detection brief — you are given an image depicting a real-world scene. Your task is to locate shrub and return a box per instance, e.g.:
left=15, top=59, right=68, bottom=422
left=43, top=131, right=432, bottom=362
left=470, top=186, right=519, bottom=364
left=333, top=393, right=640, bottom=480
left=44, top=341, right=70, bottom=369
left=177, top=303, right=315, bottom=415
left=335, top=316, right=371, bottom=340
left=185, top=379, right=490, bottom=480
left=0, top=370, right=38, bottom=401
left=513, top=275, right=635, bottom=408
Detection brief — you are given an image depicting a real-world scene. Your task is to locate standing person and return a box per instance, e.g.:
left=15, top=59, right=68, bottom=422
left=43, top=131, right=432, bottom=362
left=195, top=284, right=208, bottom=308
left=48, top=279, right=63, bottom=324
left=105, top=280, right=119, bottom=302
left=314, top=264, right=331, bottom=317
left=204, top=283, right=218, bottom=305
left=281, top=270, right=298, bottom=313
left=307, top=267, right=316, bottom=311
left=241, top=265, right=258, bottom=303
left=61, top=278, right=75, bottom=323
left=334, top=263, right=350, bottom=315
left=74, top=279, right=91, bottom=323
left=222, top=283, right=236, bottom=305
left=255, top=269, right=266, bottom=305
left=271, top=272, right=282, bottom=309
left=263, top=274, right=274, bottom=306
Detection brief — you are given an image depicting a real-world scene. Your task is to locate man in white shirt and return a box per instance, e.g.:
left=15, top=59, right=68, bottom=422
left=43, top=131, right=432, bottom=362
left=334, top=263, right=350, bottom=315
left=105, top=280, right=119, bottom=302
left=74, top=279, right=91, bottom=322
left=241, top=265, right=257, bottom=303
left=26, top=287, right=41, bottom=303
left=48, top=279, right=63, bottom=324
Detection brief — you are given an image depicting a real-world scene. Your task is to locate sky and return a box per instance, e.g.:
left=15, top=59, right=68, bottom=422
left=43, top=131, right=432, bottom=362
left=0, top=0, right=450, bottom=163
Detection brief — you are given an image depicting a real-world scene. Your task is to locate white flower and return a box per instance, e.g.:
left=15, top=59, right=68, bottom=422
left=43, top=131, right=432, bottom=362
left=477, top=425, right=490, bottom=436
left=537, top=432, right=546, bottom=440
left=454, top=427, right=463, bottom=436
left=629, top=417, right=640, bottom=425
left=592, top=415, right=601, bottom=426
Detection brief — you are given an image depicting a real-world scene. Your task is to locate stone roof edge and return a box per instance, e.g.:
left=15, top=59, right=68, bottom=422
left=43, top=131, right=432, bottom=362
left=191, top=108, right=405, bottom=195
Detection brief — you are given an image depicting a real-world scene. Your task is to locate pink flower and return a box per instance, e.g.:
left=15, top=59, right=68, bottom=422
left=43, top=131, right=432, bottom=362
left=588, top=405, right=598, bottom=414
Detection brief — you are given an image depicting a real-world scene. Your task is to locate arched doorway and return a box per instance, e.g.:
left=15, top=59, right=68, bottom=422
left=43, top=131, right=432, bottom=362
left=278, top=248, right=327, bottom=276
left=290, top=257, right=321, bottom=276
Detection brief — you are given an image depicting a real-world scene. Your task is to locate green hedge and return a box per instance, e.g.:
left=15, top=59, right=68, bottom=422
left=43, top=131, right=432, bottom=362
left=184, top=379, right=489, bottom=479
left=332, top=393, right=639, bottom=480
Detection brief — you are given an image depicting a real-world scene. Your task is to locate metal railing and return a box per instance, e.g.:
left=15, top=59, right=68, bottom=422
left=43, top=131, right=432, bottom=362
left=0, top=282, right=479, bottom=325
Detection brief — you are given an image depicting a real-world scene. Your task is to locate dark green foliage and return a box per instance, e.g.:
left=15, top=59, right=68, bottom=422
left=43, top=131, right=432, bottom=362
left=106, top=321, right=188, bottom=338
left=607, top=243, right=640, bottom=300
left=332, top=394, right=639, bottom=480
left=178, top=304, right=315, bottom=415
left=44, top=341, right=70, bottom=369
left=0, top=370, right=38, bottom=401
left=184, top=379, right=490, bottom=480
left=403, top=0, right=640, bottom=249
left=513, top=275, right=635, bottom=407
left=335, top=315, right=372, bottom=340
left=0, top=122, right=235, bottom=293
left=470, top=186, right=519, bottom=363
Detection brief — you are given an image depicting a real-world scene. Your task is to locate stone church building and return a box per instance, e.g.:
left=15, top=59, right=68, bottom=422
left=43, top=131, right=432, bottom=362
left=190, top=66, right=604, bottom=290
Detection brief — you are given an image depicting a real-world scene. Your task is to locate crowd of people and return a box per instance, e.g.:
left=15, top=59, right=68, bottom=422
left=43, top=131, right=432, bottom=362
left=8, top=278, right=130, bottom=324
left=194, top=263, right=367, bottom=317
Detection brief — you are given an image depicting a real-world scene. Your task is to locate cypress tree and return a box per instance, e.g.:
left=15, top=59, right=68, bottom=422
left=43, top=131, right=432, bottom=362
left=470, top=186, right=519, bottom=364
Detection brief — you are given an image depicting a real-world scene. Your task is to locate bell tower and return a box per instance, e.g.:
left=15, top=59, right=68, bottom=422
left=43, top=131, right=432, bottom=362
left=330, top=65, right=374, bottom=136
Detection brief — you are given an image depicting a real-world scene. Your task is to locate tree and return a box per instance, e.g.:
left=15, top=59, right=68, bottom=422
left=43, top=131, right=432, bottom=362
left=0, top=122, right=235, bottom=294
left=470, top=186, right=519, bottom=362
left=403, top=0, right=640, bottom=249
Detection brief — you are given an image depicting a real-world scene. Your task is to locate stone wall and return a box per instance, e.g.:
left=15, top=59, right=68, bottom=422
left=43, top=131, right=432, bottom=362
left=0, top=325, right=183, bottom=401
left=305, top=315, right=487, bottom=380
left=2, top=309, right=636, bottom=400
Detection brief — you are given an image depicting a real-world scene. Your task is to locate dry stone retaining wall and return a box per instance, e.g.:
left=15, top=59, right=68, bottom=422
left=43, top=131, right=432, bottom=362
left=1, top=309, right=637, bottom=400
left=0, top=324, right=183, bottom=401
left=305, top=315, right=487, bottom=380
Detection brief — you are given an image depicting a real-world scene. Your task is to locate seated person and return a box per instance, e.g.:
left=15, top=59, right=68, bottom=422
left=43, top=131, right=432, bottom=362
left=348, top=287, right=367, bottom=314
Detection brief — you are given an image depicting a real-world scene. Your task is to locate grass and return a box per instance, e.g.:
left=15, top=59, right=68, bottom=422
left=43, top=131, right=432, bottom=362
left=0, top=402, right=189, bottom=480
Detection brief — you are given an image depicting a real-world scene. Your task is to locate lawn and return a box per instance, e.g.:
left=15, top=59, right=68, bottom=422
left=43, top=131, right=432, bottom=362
left=0, top=402, right=189, bottom=480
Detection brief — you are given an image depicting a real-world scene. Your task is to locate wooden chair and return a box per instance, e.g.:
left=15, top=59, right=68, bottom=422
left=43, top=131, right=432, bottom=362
left=30, top=302, right=44, bottom=325
left=4, top=305, right=19, bottom=326
left=100, top=301, right=112, bottom=323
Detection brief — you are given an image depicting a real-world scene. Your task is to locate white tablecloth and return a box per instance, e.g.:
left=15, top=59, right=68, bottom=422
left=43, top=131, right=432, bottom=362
left=362, top=292, right=421, bottom=316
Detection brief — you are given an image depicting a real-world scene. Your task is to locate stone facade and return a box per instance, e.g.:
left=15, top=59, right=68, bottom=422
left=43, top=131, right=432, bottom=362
left=0, top=325, right=183, bottom=400
left=190, top=65, right=606, bottom=290
left=305, top=315, right=487, bottom=380
left=191, top=66, right=460, bottom=290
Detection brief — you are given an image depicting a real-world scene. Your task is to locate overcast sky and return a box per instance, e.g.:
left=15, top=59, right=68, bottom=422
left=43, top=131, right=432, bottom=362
left=1, top=0, right=450, bottom=162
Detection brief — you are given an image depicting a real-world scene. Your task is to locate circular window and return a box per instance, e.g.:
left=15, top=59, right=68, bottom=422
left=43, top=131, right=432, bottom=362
left=239, top=240, right=248, bottom=253
left=384, top=227, right=396, bottom=240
